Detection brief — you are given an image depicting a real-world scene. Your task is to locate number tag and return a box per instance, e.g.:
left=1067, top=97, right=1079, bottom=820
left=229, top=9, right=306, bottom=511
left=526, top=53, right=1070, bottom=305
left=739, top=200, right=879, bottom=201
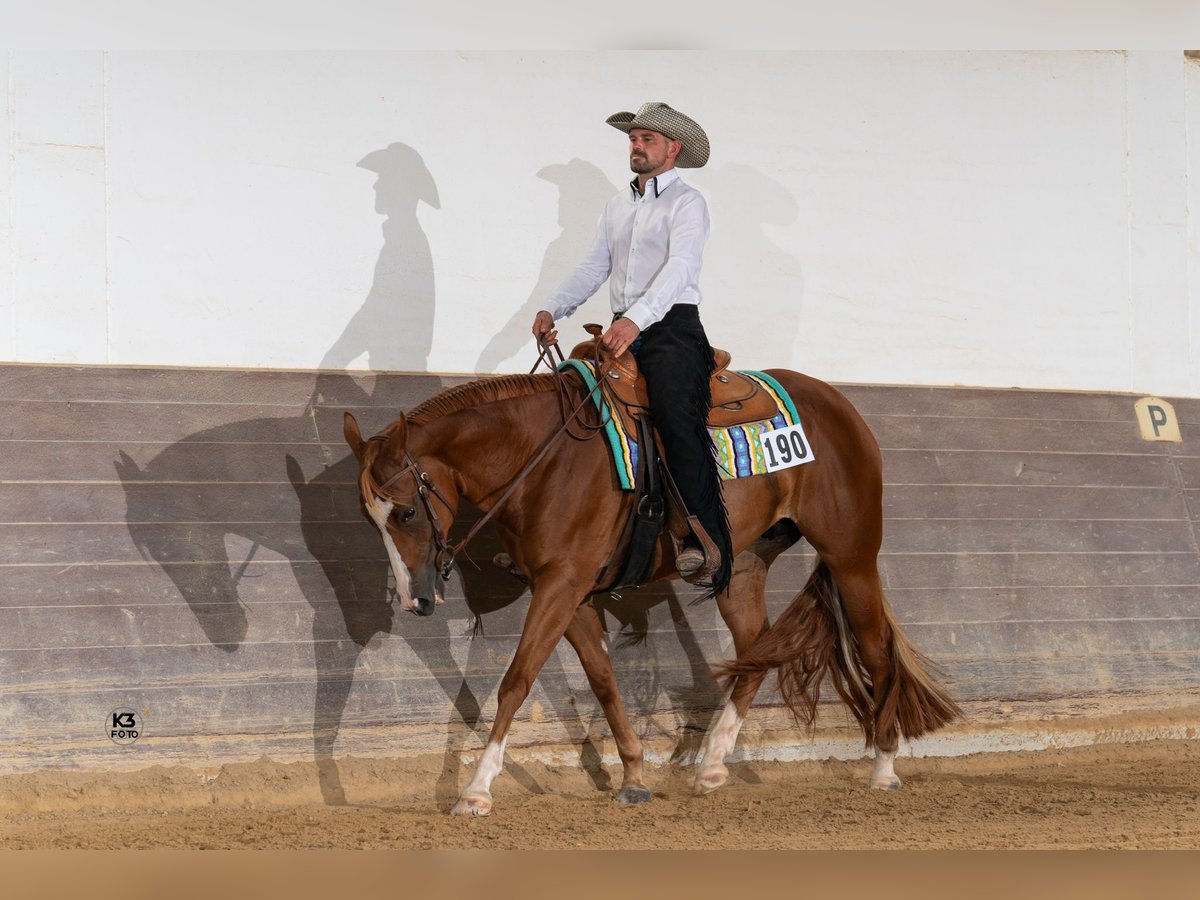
left=759, top=422, right=815, bottom=472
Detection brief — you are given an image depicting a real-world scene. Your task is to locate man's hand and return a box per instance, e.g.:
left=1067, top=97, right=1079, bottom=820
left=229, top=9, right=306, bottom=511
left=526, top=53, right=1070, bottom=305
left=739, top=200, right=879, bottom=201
left=532, top=310, right=558, bottom=346
left=601, top=317, right=641, bottom=358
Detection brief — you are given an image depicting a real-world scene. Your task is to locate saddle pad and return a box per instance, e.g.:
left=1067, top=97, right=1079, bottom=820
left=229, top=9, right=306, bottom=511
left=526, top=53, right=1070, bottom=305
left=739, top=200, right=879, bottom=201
left=559, top=361, right=802, bottom=489
left=559, top=359, right=639, bottom=490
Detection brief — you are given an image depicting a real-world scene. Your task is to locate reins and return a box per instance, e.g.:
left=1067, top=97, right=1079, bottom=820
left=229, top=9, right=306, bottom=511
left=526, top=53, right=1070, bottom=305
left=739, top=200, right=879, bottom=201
left=366, top=336, right=616, bottom=581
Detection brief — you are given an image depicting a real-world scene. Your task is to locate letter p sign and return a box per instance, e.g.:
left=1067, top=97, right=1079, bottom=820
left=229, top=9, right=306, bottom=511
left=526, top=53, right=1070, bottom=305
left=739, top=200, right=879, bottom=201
left=1134, top=397, right=1182, bottom=443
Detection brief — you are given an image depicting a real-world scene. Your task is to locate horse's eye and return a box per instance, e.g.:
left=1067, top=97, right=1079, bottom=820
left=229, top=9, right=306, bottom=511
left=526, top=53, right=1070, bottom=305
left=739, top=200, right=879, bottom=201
left=400, top=507, right=416, bottom=523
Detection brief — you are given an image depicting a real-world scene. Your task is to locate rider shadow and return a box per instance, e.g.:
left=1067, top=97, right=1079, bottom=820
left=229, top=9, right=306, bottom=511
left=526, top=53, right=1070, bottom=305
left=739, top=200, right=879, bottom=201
left=320, top=142, right=441, bottom=374
left=474, top=158, right=618, bottom=373
left=700, top=162, right=805, bottom=367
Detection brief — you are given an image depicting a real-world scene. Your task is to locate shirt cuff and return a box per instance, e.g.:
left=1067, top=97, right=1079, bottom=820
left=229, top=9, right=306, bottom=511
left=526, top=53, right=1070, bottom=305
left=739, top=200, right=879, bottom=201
left=621, top=303, right=656, bottom=332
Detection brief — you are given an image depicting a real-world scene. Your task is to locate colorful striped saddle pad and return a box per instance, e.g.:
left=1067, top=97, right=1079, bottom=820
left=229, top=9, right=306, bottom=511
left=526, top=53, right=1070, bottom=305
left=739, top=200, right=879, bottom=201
left=558, top=359, right=804, bottom=490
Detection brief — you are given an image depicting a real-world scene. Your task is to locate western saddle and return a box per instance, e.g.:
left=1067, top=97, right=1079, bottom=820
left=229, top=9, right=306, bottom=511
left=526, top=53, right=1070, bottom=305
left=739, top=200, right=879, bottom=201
left=566, top=324, right=776, bottom=591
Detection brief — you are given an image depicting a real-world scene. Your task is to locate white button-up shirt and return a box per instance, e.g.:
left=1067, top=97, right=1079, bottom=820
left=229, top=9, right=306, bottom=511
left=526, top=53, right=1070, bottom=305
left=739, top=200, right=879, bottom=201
left=545, top=168, right=710, bottom=332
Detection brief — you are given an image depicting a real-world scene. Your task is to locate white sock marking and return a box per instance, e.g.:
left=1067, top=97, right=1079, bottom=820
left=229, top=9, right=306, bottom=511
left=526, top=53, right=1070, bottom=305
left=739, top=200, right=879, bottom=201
left=462, top=736, right=508, bottom=799
left=871, top=746, right=900, bottom=788
left=699, top=700, right=745, bottom=774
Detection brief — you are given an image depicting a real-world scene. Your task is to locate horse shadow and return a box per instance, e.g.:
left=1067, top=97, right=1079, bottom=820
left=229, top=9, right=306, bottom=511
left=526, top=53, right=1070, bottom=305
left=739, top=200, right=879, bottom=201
left=114, top=367, right=723, bottom=806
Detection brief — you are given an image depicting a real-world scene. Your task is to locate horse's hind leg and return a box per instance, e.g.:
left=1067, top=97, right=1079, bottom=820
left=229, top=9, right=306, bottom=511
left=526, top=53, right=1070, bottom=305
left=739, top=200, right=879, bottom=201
left=822, top=556, right=916, bottom=790
left=561, top=602, right=652, bottom=805
left=694, top=523, right=797, bottom=796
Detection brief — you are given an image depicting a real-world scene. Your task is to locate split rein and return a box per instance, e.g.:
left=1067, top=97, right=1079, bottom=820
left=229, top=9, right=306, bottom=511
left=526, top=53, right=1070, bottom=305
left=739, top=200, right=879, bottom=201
left=365, top=337, right=615, bottom=582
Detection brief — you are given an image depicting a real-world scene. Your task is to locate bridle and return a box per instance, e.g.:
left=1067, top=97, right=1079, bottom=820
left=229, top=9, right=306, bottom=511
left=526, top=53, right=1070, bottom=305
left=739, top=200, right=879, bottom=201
left=364, top=442, right=460, bottom=581
left=363, top=336, right=617, bottom=585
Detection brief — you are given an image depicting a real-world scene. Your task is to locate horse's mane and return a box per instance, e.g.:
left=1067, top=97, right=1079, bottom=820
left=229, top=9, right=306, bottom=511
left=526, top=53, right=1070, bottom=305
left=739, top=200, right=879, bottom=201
left=407, top=373, right=559, bottom=424
left=355, top=374, right=558, bottom=513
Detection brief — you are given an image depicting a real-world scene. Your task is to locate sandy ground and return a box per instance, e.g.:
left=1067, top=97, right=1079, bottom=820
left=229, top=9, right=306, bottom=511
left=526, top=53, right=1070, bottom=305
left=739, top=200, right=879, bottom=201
left=0, top=738, right=1197, bottom=849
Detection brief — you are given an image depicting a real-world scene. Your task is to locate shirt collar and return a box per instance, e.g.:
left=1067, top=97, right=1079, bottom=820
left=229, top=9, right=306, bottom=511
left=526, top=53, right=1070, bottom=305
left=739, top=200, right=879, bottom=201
left=629, top=167, right=681, bottom=199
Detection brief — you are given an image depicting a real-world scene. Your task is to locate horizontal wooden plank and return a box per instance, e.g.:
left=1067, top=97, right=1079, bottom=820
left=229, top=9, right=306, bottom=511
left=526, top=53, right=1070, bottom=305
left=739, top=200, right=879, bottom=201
left=0, top=365, right=316, bottom=404
left=837, top=383, right=1158, bottom=422
left=880, top=517, right=1197, bottom=554
left=1167, top=396, right=1200, bottom=425
left=0, top=483, right=328, bottom=524
left=874, top=551, right=1200, bottom=590
left=884, top=483, right=1187, bottom=520
left=879, top=447, right=1178, bottom=488
left=0, top=471, right=393, bottom=525
left=869, top=413, right=1169, bottom=456
left=0, top=558, right=391, bottom=612
left=1175, top=455, right=1200, bottom=490
left=0, top=523, right=340, bottom=565
left=0, top=501, right=505, bottom=565
left=880, top=584, right=1200, bottom=624
left=0, top=364, right=465, bottom=407
left=1177, top=421, right=1200, bottom=445
left=0, top=440, right=339, bottom=483
left=0, top=399, right=320, bottom=443
left=766, top=540, right=1199, bottom=591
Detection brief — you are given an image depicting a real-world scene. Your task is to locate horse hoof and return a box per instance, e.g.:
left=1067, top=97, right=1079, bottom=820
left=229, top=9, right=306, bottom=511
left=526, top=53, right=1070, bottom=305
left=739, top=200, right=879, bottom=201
left=451, top=795, right=493, bottom=817
left=614, top=786, right=652, bottom=806
left=693, top=766, right=729, bottom=795
left=870, top=776, right=902, bottom=791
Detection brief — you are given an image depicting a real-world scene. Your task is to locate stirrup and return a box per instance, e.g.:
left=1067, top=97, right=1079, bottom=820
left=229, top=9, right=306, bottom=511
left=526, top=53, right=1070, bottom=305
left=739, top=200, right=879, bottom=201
left=673, top=516, right=721, bottom=584
left=676, top=545, right=706, bottom=578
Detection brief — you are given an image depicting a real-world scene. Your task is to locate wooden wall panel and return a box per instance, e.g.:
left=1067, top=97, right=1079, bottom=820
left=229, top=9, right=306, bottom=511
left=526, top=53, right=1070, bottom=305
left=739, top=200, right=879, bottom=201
left=0, top=363, right=1196, bottom=773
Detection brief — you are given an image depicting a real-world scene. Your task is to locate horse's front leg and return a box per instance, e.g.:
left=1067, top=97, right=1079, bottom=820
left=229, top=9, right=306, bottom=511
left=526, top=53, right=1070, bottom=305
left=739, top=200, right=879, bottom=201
left=451, top=578, right=586, bottom=817
left=695, top=546, right=774, bottom=795
left=562, top=602, right=651, bottom=805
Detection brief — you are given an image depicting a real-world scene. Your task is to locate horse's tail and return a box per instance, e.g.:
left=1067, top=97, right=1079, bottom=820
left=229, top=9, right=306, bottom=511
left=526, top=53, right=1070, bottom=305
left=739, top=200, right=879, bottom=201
left=713, top=559, right=961, bottom=746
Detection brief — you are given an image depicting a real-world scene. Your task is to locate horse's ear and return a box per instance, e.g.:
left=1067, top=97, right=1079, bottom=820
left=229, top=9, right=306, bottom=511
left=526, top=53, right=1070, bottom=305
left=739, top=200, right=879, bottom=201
left=343, top=412, right=366, bottom=462
left=384, top=414, right=408, bottom=457
left=114, top=451, right=143, bottom=481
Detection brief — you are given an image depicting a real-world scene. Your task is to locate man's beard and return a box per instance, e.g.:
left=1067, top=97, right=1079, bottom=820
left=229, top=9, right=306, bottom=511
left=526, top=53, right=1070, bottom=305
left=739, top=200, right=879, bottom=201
left=629, top=154, right=654, bottom=173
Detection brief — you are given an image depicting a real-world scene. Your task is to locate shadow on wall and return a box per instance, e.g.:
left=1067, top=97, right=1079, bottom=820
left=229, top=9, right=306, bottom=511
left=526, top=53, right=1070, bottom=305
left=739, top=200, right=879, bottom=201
left=320, top=142, right=440, bottom=375
left=114, top=143, right=721, bottom=809
left=701, top=163, right=805, bottom=370
left=475, top=158, right=619, bottom=373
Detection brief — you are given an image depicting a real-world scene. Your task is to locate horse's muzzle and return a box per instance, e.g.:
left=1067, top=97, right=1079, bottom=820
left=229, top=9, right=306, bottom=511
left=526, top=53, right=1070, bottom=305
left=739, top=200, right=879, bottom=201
left=412, top=596, right=435, bottom=617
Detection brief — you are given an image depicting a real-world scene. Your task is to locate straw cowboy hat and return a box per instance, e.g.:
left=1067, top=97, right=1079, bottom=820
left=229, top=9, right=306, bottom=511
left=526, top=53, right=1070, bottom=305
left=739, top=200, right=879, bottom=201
left=605, top=102, right=710, bottom=168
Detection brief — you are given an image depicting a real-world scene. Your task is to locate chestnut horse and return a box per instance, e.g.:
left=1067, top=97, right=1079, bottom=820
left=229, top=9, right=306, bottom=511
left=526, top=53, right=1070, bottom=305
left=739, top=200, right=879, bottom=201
left=343, top=364, right=960, bottom=817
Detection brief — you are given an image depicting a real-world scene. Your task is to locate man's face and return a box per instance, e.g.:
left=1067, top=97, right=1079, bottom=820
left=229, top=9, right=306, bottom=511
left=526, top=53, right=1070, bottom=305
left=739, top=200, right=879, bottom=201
left=628, top=128, right=680, bottom=176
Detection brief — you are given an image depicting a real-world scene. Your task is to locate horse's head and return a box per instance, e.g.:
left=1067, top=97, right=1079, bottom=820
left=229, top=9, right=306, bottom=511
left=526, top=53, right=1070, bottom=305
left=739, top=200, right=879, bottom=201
left=344, top=411, right=457, bottom=617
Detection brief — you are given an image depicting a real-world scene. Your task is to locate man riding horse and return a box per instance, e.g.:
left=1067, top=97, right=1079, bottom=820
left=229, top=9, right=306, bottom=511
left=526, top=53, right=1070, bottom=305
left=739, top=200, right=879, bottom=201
left=344, top=102, right=961, bottom=817
left=531, top=102, right=732, bottom=595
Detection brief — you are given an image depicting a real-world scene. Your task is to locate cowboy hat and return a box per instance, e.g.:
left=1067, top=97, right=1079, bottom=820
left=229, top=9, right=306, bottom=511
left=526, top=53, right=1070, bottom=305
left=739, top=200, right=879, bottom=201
left=605, top=102, right=710, bottom=168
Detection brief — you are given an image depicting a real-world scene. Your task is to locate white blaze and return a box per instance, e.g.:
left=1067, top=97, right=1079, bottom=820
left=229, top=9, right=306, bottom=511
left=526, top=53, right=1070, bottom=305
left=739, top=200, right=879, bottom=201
left=366, top=498, right=415, bottom=608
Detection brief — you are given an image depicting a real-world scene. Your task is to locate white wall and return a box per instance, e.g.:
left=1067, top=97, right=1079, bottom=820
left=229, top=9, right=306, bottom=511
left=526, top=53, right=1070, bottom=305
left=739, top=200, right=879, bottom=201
left=2, top=50, right=1197, bottom=396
